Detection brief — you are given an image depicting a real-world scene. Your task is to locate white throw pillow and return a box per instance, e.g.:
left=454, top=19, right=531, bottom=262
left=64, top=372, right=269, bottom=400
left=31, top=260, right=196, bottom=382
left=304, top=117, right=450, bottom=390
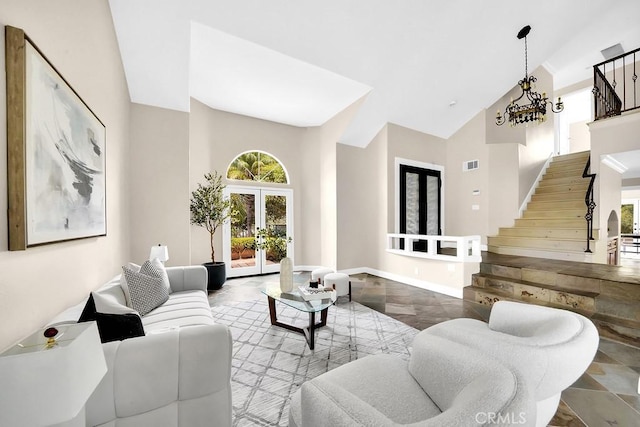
left=92, top=291, right=139, bottom=316
left=119, top=262, right=141, bottom=307
left=127, top=262, right=141, bottom=272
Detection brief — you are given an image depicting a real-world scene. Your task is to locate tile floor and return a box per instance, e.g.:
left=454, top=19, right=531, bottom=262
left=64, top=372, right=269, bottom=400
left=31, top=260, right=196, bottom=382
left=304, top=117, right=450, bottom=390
left=209, top=272, right=640, bottom=427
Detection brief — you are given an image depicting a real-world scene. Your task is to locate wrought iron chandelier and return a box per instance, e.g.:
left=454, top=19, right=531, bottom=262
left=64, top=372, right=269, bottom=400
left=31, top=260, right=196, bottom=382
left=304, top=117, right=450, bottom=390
left=496, top=25, right=564, bottom=126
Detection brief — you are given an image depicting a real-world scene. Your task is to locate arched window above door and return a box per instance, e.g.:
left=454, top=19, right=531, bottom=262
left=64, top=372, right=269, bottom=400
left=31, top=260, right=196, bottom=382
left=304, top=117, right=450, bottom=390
left=226, top=151, right=289, bottom=184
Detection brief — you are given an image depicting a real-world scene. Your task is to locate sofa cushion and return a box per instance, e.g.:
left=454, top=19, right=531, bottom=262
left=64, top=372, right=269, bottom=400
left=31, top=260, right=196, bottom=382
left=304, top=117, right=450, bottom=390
left=142, top=291, right=214, bottom=332
left=122, top=263, right=170, bottom=316
left=78, top=293, right=145, bottom=343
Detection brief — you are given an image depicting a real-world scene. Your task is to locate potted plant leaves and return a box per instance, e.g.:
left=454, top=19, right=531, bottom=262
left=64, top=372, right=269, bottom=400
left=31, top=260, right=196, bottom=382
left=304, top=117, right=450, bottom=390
left=190, top=171, right=233, bottom=290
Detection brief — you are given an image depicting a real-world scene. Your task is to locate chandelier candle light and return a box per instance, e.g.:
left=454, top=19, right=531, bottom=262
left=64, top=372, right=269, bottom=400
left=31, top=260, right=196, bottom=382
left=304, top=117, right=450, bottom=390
left=496, top=25, right=564, bottom=126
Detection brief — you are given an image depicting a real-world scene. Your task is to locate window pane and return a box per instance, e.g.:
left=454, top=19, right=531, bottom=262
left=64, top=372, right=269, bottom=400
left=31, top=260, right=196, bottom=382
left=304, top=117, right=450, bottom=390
left=405, top=172, right=420, bottom=234
left=227, top=151, right=288, bottom=183
left=426, top=175, right=439, bottom=235
left=621, top=204, right=634, bottom=234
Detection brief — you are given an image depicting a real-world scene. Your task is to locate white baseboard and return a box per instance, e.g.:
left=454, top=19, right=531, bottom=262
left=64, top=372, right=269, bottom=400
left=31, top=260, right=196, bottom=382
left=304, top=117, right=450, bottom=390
left=337, top=266, right=463, bottom=299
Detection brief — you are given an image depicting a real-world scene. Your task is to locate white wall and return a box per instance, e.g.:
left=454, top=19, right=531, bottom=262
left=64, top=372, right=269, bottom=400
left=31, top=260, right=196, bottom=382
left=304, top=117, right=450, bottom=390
left=187, top=99, right=305, bottom=265
left=519, top=67, right=556, bottom=205
left=0, top=0, right=131, bottom=350
left=126, top=98, right=364, bottom=271
left=589, top=112, right=640, bottom=263
left=302, top=99, right=365, bottom=268
left=335, top=120, right=479, bottom=296
left=129, top=104, right=190, bottom=266
left=446, top=112, right=490, bottom=241
left=488, top=143, right=520, bottom=233
left=337, top=127, right=386, bottom=270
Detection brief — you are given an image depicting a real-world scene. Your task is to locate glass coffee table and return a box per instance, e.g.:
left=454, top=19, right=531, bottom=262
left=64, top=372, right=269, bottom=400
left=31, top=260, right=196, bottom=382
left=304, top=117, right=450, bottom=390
left=261, top=284, right=336, bottom=350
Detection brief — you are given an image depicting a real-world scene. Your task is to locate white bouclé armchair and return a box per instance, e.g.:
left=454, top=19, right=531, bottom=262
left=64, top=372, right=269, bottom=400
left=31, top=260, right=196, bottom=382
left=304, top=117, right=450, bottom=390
left=423, top=301, right=599, bottom=427
left=289, top=333, right=536, bottom=426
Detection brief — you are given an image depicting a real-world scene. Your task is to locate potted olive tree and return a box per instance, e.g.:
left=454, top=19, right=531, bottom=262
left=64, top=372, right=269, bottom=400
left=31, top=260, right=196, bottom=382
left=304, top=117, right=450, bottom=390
left=190, top=171, right=233, bottom=290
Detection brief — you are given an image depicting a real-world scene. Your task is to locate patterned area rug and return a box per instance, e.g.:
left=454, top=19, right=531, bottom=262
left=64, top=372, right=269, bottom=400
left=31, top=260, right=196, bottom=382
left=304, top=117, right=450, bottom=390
left=211, top=298, right=419, bottom=426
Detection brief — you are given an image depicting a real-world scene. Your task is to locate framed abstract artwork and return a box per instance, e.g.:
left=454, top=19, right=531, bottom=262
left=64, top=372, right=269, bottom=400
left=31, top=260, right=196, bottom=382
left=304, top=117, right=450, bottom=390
left=6, top=26, right=106, bottom=250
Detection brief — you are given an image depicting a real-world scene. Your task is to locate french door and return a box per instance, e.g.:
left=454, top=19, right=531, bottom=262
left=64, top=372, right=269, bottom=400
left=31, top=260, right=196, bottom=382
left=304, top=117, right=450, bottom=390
left=223, top=186, right=293, bottom=278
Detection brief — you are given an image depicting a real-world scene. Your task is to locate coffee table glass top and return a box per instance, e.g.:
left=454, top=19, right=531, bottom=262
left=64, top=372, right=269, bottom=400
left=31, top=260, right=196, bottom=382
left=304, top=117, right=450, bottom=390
left=262, top=284, right=336, bottom=313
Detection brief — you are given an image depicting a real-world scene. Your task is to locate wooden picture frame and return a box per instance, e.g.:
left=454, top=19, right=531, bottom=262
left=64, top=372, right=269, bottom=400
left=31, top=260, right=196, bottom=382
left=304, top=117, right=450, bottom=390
left=6, top=26, right=106, bottom=250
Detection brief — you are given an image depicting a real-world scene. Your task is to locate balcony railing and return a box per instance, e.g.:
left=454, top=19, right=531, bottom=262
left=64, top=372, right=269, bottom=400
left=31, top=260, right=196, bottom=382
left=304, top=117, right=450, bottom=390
left=387, top=233, right=482, bottom=262
left=593, top=47, right=639, bottom=120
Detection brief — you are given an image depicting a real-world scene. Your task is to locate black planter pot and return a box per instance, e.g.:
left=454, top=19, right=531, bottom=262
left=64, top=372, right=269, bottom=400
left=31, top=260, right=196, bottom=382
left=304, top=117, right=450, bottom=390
left=204, top=262, right=226, bottom=291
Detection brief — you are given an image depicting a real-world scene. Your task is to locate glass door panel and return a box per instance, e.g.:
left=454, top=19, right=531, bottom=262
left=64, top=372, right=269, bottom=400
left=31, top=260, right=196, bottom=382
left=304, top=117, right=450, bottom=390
left=225, top=188, right=260, bottom=277
left=260, top=190, right=293, bottom=274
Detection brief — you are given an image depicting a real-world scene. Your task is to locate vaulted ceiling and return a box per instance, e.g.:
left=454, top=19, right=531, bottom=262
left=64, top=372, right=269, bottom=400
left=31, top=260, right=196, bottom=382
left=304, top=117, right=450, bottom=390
left=109, top=0, right=640, bottom=147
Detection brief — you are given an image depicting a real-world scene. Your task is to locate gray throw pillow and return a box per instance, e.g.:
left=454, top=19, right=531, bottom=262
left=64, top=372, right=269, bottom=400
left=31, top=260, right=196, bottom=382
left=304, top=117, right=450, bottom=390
left=122, top=262, right=170, bottom=316
left=147, top=257, right=171, bottom=293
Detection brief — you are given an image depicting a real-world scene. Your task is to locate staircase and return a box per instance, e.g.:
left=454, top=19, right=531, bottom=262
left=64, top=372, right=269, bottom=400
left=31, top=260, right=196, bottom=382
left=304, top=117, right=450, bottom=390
left=488, top=151, right=597, bottom=261
left=464, top=252, right=640, bottom=348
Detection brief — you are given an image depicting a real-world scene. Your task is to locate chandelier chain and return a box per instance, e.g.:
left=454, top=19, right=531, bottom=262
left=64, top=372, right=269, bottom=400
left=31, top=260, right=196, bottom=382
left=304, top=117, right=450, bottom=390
left=524, top=35, right=528, bottom=78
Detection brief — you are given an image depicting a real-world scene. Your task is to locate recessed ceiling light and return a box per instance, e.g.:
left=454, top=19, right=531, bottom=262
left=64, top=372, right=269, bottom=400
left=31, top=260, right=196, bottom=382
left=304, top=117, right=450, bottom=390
left=601, top=43, right=624, bottom=60
left=449, top=101, right=457, bottom=107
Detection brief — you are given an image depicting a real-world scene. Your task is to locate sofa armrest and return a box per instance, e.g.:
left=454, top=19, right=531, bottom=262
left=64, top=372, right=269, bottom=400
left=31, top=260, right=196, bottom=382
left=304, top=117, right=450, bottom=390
left=86, top=324, right=232, bottom=426
left=166, top=265, right=208, bottom=293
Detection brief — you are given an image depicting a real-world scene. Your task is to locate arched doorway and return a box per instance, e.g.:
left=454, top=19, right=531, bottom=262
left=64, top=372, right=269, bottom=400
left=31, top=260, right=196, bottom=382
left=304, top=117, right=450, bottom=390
left=223, top=151, right=293, bottom=277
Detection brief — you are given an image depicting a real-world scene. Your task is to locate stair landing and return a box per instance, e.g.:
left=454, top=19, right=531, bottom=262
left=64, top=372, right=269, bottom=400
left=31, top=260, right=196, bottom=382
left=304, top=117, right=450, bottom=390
left=464, top=252, right=640, bottom=348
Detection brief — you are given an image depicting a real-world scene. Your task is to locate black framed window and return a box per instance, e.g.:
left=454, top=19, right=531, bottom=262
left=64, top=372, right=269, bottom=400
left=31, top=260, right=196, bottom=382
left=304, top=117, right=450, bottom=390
left=399, top=164, right=442, bottom=252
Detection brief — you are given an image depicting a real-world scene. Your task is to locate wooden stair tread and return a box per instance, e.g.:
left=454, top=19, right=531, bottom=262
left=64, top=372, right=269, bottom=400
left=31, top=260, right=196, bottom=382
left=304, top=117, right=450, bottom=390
left=591, top=312, right=640, bottom=330
left=475, top=273, right=599, bottom=298
left=490, top=235, right=587, bottom=242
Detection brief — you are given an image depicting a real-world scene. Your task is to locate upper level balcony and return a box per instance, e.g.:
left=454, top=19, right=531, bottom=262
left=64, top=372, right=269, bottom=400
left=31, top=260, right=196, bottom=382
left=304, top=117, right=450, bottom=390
left=593, top=47, right=640, bottom=120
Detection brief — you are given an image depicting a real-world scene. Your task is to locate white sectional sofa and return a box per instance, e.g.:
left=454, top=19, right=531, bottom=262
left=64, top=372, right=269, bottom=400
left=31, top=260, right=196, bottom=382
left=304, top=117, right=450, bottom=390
left=49, top=265, right=232, bottom=427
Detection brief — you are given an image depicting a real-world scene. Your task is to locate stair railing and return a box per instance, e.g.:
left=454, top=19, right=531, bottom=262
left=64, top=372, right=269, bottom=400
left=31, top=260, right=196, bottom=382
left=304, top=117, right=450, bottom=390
left=593, top=47, right=639, bottom=120
left=583, top=156, right=596, bottom=253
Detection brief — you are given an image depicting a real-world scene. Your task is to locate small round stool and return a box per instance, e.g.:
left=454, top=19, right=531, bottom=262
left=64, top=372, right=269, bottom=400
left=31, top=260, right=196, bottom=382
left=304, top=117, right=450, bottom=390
left=311, top=267, right=335, bottom=285
left=323, top=272, right=351, bottom=301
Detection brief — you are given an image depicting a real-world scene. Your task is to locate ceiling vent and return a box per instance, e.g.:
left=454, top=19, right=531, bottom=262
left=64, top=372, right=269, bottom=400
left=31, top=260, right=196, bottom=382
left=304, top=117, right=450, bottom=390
left=463, top=159, right=479, bottom=172
left=601, top=43, right=624, bottom=60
